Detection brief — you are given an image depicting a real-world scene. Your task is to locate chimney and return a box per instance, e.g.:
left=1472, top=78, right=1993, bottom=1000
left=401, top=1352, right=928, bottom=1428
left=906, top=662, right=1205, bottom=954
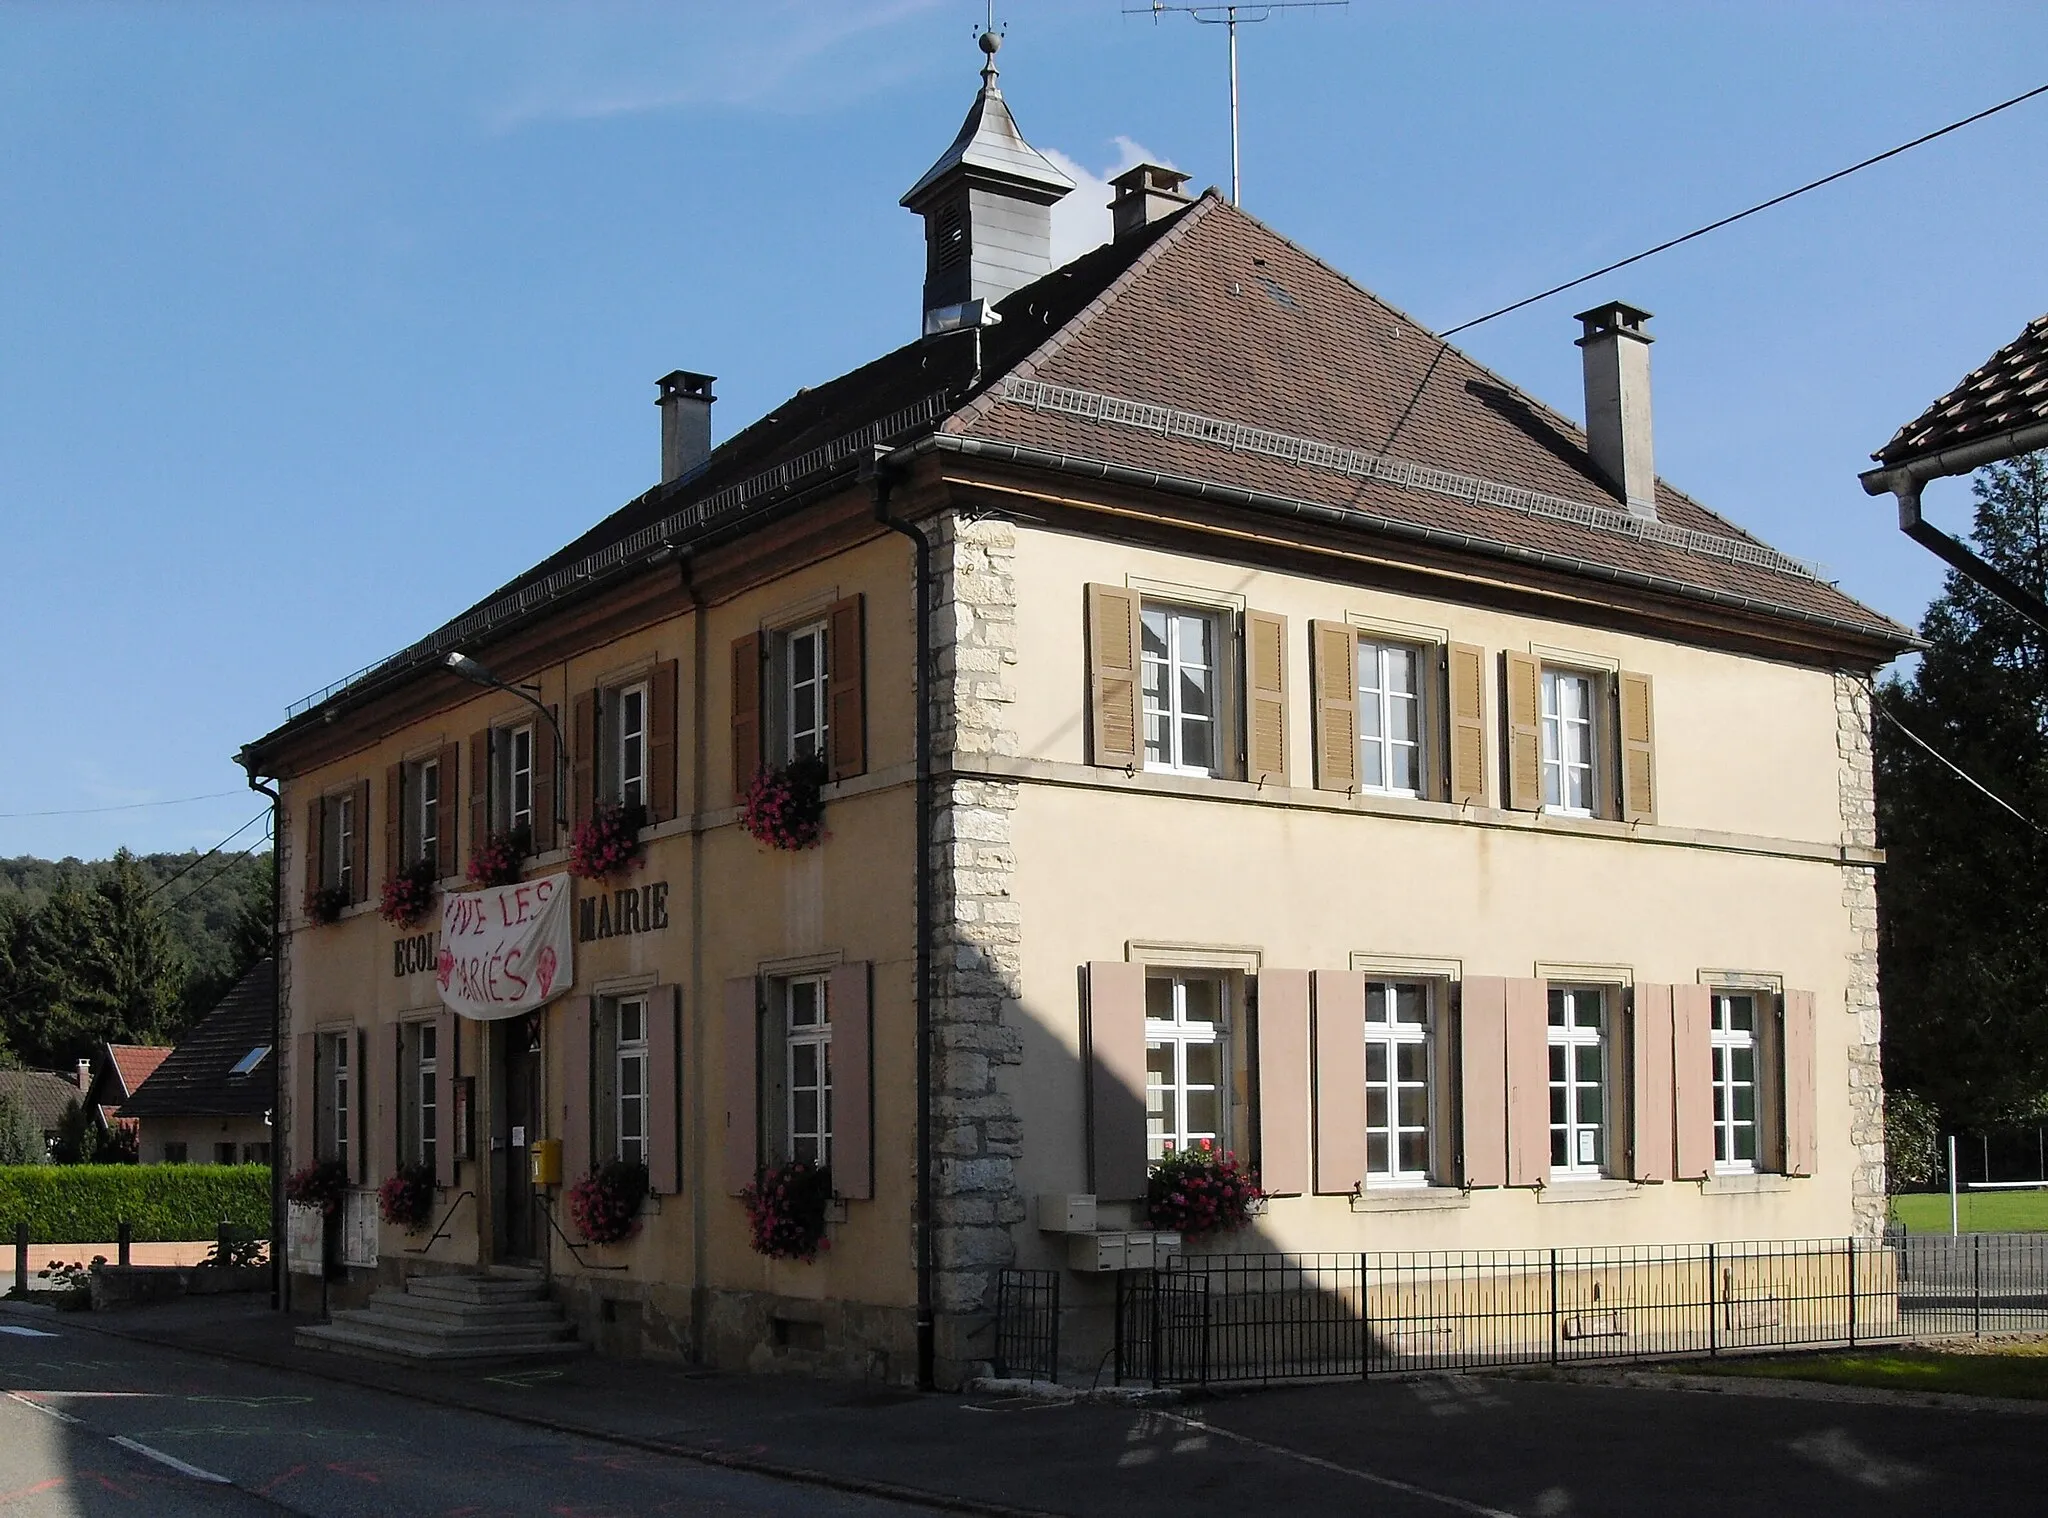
left=1110, top=164, right=1192, bottom=242
left=1575, top=301, right=1657, bottom=519
left=76, top=1058, right=91, bottom=1091
left=656, top=370, right=716, bottom=484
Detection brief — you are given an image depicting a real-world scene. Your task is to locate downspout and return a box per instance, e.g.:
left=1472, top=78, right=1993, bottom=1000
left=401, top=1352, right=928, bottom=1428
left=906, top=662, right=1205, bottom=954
left=240, top=763, right=283, bottom=1311
left=866, top=447, right=935, bottom=1390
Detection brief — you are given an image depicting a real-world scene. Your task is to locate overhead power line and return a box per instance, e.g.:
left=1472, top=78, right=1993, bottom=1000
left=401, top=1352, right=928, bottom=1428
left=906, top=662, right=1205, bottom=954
left=140, top=811, right=272, bottom=906
left=1874, top=695, right=2047, bottom=838
left=157, top=829, right=275, bottom=919
left=0, top=789, right=248, bottom=820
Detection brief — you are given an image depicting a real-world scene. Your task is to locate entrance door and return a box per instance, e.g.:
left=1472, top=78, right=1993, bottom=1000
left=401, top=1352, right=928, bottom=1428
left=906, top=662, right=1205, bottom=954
left=495, top=1013, right=542, bottom=1262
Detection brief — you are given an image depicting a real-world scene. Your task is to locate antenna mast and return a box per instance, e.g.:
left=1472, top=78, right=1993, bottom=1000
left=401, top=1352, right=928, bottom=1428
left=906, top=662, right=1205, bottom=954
left=1126, top=2, right=1347, bottom=206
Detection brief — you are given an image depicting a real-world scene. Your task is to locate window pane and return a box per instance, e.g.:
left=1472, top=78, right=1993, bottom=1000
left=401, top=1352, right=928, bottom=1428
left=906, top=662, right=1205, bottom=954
left=1396, top=1042, right=1428, bottom=1083
left=1367, top=1133, right=1389, bottom=1174
left=1394, top=985, right=1427, bottom=1025
left=1551, top=1129, right=1569, bottom=1166
left=1181, top=980, right=1221, bottom=1025
left=1575, top=1044, right=1602, bottom=1084
left=1733, top=1083, right=1756, bottom=1123
left=1548, top=990, right=1566, bottom=1027
left=1146, top=1041, right=1172, bottom=1092
left=1141, top=609, right=1168, bottom=660
left=1365, top=1041, right=1388, bottom=1083
left=1184, top=1041, right=1220, bottom=1089
left=1146, top=978, right=1174, bottom=1020
left=790, top=982, right=821, bottom=1027
left=1366, top=1087, right=1388, bottom=1128
left=1730, top=996, right=1756, bottom=1034
left=1731, top=1047, right=1755, bottom=1085
left=1180, top=712, right=1213, bottom=772
left=1365, top=985, right=1389, bottom=1025
left=1397, top=1087, right=1428, bottom=1129
left=1577, top=1085, right=1602, bottom=1126
left=1398, top=1132, right=1428, bottom=1174
left=792, top=1044, right=817, bottom=1087
left=1735, top=1124, right=1758, bottom=1163
left=1549, top=1085, right=1566, bottom=1125
left=1185, top=1088, right=1219, bottom=1136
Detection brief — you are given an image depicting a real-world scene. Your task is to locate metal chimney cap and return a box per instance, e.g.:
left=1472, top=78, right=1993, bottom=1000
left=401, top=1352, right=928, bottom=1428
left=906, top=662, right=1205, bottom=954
left=1110, top=163, right=1192, bottom=198
left=1573, top=301, right=1654, bottom=344
left=656, top=370, right=717, bottom=402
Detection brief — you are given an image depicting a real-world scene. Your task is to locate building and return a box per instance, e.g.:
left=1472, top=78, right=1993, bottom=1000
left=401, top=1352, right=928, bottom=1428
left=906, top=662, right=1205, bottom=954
left=83, top=1043, right=172, bottom=1153
left=238, top=37, right=1915, bottom=1386
left=0, top=1068, right=79, bottom=1157
left=119, top=960, right=276, bottom=1166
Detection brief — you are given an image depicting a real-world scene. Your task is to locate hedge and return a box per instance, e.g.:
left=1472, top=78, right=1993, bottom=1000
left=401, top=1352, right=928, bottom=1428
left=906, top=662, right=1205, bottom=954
left=0, top=1165, right=270, bottom=1244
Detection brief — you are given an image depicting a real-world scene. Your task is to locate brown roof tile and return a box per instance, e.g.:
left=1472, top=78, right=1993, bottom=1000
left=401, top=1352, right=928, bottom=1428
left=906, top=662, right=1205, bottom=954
left=1875, top=312, right=2048, bottom=468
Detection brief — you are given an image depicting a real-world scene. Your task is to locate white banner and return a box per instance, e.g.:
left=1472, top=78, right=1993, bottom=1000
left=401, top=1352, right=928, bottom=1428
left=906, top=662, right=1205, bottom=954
left=436, top=873, right=574, bottom=1021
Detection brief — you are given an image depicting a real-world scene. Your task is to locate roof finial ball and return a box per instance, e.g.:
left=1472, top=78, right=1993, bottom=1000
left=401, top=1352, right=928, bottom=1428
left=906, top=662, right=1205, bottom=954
left=978, top=6, right=1003, bottom=87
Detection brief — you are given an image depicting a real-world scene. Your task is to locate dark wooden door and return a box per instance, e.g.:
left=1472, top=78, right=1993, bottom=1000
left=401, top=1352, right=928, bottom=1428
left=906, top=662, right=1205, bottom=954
left=497, top=1014, right=542, bottom=1262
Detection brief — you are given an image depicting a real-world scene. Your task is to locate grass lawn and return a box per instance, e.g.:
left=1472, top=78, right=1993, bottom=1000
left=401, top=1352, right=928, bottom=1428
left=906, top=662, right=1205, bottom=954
left=1687, top=1342, right=2048, bottom=1401
left=1889, top=1189, right=2048, bottom=1234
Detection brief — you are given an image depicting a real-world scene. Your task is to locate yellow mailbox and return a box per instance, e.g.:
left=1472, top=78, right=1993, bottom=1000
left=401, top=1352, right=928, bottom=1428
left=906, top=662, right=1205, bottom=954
left=529, top=1137, right=562, bottom=1188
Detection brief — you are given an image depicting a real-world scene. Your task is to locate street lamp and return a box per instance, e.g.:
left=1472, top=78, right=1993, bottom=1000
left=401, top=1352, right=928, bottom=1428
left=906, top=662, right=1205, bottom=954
left=441, top=651, right=569, bottom=832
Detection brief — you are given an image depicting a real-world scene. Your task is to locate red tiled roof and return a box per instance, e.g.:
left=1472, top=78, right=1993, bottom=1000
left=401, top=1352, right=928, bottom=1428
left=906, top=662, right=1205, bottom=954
left=106, top=1044, right=172, bottom=1102
left=1875, top=312, right=2048, bottom=468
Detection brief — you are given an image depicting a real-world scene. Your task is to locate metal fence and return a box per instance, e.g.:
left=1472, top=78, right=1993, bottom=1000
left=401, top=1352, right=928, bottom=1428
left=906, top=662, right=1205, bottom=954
left=993, top=1268, right=1061, bottom=1382
left=1109, top=1237, right=2048, bottom=1389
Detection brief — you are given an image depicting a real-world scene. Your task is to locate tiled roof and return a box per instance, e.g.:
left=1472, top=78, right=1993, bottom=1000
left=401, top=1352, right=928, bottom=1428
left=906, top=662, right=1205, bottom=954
left=105, top=1044, right=172, bottom=1103
left=0, top=1069, right=81, bottom=1134
left=120, top=960, right=276, bottom=1120
left=1875, top=312, right=2048, bottom=468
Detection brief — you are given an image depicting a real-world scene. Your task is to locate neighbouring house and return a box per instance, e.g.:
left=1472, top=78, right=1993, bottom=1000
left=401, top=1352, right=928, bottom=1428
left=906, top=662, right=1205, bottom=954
left=0, top=1068, right=81, bottom=1157
left=78, top=1043, right=171, bottom=1153
left=238, top=36, right=1915, bottom=1386
left=119, top=960, right=276, bottom=1166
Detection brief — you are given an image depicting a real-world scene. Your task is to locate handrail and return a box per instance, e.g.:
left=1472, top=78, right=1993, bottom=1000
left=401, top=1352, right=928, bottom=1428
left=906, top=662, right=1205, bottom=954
left=536, top=1194, right=628, bottom=1272
left=402, top=1189, right=474, bottom=1255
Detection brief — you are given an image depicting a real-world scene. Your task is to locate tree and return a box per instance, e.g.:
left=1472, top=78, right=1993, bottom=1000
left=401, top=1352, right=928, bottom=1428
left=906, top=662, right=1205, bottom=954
left=1876, top=452, right=2048, bottom=1130
left=0, top=1091, right=42, bottom=1164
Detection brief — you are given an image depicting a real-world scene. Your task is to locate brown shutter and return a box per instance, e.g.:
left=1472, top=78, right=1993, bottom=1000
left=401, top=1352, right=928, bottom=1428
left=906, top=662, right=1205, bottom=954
left=648, top=986, right=681, bottom=1195
left=1618, top=670, right=1656, bottom=823
left=350, top=778, right=372, bottom=902
left=469, top=727, right=492, bottom=858
left=436, top=742, right=460, bottom=878
left=1783, top=989, right=1818, bottom=1177
left=1629, top=984, right=1675, bottom=1183
left=722, top=976, right=759, bottom=1195
left=1672, top=984, right=1714, bottom=1180
left=354, top=1027, right=369, bottom=1181
left=1458, top=977, right=1508, bottom=1187
left=647, top=658, right=680, bottom=824
left=563, top=997, right=592, bottom=1184
left=292, top=1031, right=316, bottom=1173
left=531, top=713, right=558, bottom=853
left=1254, top=969, right=1310, bottom=1195
left=379, top=1025, right=400, bottom=1181
left=433, top=1007, right=458, bottom=1189
left=1757, top=990, right=1786, bottom=1172
left=1245, top=610, right=1288, bottom=786
left=1309, top=620, right=1358, bottom=791
left=830, top=962, right=873, bottom=1200
left=1085, top=960, right=1149, bottom=1200
left=1504, top=653, right=1542, bottom=812
left=1086, top=585, right=1142, bottom=768
left=731, top=632, right=763, bottom=803
left=302, top=799, right=324, bottom=911
left=1504, top=977, right=1549, bottom=1186
left=1312, top=970, right=1367, bottom=1195
left=571, top=689, right=598, bottom=832
left=827, top=595, right=868, bottom=782
left=1448, top=642, right=1488, bottom=805
left=385, top=764, right=404, bottom=878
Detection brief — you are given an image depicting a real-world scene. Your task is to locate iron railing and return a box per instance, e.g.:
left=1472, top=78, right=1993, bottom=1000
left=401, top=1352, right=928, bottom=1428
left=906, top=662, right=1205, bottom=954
left=993, top=1268, right=1061, bottom=1381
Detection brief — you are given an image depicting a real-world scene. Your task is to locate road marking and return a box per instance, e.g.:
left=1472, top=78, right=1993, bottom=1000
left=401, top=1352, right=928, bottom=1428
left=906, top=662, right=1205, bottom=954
left=1163, top=1412, right=1521, bottom=1518
left=5, top=1389, right=80, bottom=1424
left=111, top=1435, right=233, bottom=1484
left=0, top=1326, right=59, bottom=1338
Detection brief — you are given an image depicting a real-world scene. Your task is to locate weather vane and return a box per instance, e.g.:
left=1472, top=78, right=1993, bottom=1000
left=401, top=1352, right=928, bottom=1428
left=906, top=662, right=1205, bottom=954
left=1125, top=2, right=1348, bottom=206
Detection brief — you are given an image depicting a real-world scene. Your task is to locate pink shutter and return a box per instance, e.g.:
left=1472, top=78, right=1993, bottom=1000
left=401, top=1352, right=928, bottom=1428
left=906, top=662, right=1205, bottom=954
left=1630, top=984, right=1675, bottom=1182
left=562, top=998, right=592, bottom=1183
left=1783, top=989, right=1818, bottom=1177
left=1255, top=969, right=1310, bottom=1195
left=722, top=976, right=759, bottom=1195
left=434, top=1008, right=458, bottom=1188
left=1312, top=970, right=1366, bottom=1194
left=1458, top=978, right=1508, bottom=1187
left=1504, top=978, right=1549, bottom=1187
left=1086, top=961, right=1149, bottom=1201
left=648, top=986, right=681, bottom=1195
left=830, top=962, right=873, bottom=1200
left=292, top=1031, right=316, bottom=1173
left=1672, top=984, right=1715, bottom=1180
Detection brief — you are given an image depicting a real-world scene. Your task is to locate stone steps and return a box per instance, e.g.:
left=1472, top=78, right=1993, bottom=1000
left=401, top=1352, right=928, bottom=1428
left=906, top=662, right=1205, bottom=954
left=297, top=1269, right=584, bottom=1368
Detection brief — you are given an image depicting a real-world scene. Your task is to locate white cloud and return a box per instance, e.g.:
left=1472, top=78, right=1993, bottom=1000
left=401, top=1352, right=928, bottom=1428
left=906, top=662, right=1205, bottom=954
left=1043, top=137, right=1179, bottom=268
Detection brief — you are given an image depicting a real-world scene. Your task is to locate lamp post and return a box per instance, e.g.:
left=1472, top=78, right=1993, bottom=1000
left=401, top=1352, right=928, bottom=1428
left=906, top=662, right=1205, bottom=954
left=442, top=652, right=569, bottom=833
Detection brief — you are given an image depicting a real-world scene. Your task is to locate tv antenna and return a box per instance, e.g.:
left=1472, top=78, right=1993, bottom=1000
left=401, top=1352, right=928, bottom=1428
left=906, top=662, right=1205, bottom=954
left=1125, top=3, right=1347, bottom=206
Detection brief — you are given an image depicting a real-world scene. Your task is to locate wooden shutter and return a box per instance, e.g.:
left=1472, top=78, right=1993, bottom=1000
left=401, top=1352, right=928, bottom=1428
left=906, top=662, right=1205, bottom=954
left=1757, top=990, right=1786, bottom=1172
left=722, top=977, right=760, bottom=1194
left=531, top=711, right=558, bottom=853
left=649, top=658, right=680, bottom=824
left=433, top=1007, right=458, bottom=1189
left=1629, top=984, right=1675, bottom=1183
left=563, top=997, right=593, bottom=1184
left=1672, top=984, right=1714, bottom=1180
left=379, top=1025, right=400, bottom=1183
left=349, top=779, right=372, bottom=902
left=292, top=1031, right=316, bottom=1175
left=1309, top=620, right=1358, bottom=791
left=830, top=962, right=874, bottom=1200
left=384, top=764, right=404, bottom=878
left=1448, top=642, right=1487, bottom=805
left=354, top=1027, right=369, bottom=1181
left=1504, top=653, right=1542, bottom=812
left=1086, top=585, right=1142, bottom=768
left=648, top=986, right=681, bottom=1195
left=828, top=595, right=868, bottom=782
left=731, top=632, right=763, bottom=802
left=436, top=742, right=460, bottom=878
left=1458, top=977, right=1508, bottom=1187
left=571, top=691, right=598, bottom=833
left=1312, top=970, right=1367, bottom=1195
left=1085, top=960, right=1149, bottom=1200
left=1618, top=670, right=1656, bottom=823
left=1783, top=989, right=1818, bottom=1177
left=469, top=728, right=493, bottom=857
left=302, top=799, right=324, bottom=911
left=1254, top=969, right=1310, bottom=1195
left=1245, top=610, right=1289, bottom=786
left=1504, top=978, right=1549, bottom=1186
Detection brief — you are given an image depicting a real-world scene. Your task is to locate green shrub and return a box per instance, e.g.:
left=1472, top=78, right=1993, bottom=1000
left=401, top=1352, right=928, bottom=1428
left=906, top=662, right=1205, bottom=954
left=0, top=1164, right=270, bottom=1243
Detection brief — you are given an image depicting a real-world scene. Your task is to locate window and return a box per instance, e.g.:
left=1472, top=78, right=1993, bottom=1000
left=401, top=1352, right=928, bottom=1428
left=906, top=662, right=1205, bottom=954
left=493, top=723, right=536, bottom=838
left=163, top=1141, right=189, bottom=1163
left=786, top=623, right=829, bottom=764
left=242, top=1142, right=270, bottom=1165
left=1547, top=987, right=1608, bottom=1178
left=782, top=977, right=832, bottom=1166
left=415, top=758, right=440, bottom=869
left=1712, top=992, right=1761, bottom=1172
left=1144, top=974, right=1226, bottom=1159
left=1540, top=669, right=1598, bottom=815
left=214, top=1142, right=237, bottom=1165
left=401, top=1021, right=439, bottom=1175
left=324, top=1031, right=351, bottom=1171
left=612, top=683, right=648, bottom=809
left=1364, top=981, right=1432, bottom=1185
left=616, top=997, right=649, bottom=1168
left=1358, top=641, right=1424, bottom=795
left=229, top=1046, right=271, bottom=1078
left=1141, top=604, right=1220, bottom=776
left=325, top=791, right=356, bottom=896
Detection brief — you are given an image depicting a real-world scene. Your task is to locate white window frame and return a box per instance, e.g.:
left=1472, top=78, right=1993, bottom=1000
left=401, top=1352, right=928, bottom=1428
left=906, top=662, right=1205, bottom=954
left=1363, top=980, right=1432, bottom=1187
left=1547, top=986, right=1608, bottom=1180
left=616, top=996, right=650, bottom=1169
left=1540, top=668, right=1598, bottom=816
left=782, top=976, right=832, bottom=1167
left=411, top=757, right=440, bottom=871
left=785, top=622, right=830, bottom=765
left=326, top=1031, right=351, bottom=1171
left=328, top=793, right=355, bottom=897
left=1711, top=991, right=1761, bottom=1174
left=504, top=723, right=535, bottom=838
left=414, top=1021, right=438, bottom=1173
left=1358, top=639, right=1425, bottom=797
left=1144, top=973, right=1228, bottom=1160
left=613, top=682, right=649, bottom=811
left=1141, top=603, right=1223, bottom=778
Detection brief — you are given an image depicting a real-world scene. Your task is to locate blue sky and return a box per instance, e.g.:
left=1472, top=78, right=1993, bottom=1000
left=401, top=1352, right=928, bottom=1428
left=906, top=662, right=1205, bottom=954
left=4, top=1, right=2045, bottom=860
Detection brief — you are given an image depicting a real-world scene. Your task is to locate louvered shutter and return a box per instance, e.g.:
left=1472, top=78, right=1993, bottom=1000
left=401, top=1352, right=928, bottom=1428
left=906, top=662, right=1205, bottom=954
left=1312, top=970, right=1367, bottom=1194
left=433, top=1007, right=458, bottom=1189
left=1504, top=653, right=1542, bottom=812
left=1458, top=977, right=1508, bottom=1187
left=302, top=799, right=324, bottom=913
left=648, top=986, right=681, bottom=1195
left=1448, top=642, right=1488, bottom=805
left=563, top=997, right=593, bottom=1184
left=531, top=713, right=557, bottom=853
left=1310, top=620, right=1358, bottom=791
left=830, top=962, right=873, bottom=1200
left=469, top=728, right=493, bottom=858
left=1629, top=983, right=1675, bottom=1182
left=1783, top=989, right=1817, bottom=1177
left=1085, top=960, right=1149, bottom=1200
left=1672, top=984, right=1715, bottom=1180
left=349, top=779, right=372, bottom=902
left=1245, top=610, right=1288, bottom=785
left=1618, top=670, right=1656, bottom=823
left=436, top=742, right=460, bottom=877
left=731, top=633, right=763, bottom=803
left=384, top=764, right=404, bottom=878
left=1086, top=585, right=1142, bottom=768
left=1504, top=978, right=1549, bottom=1186
left=649, top=658, right=680, bottom=824
left=1254, top=969, right=1309, bottom=1195
left=722, top=976, right=760, bottom=1194
left=827, top=596, right=867, bottom=782
left=292, top=1031, right=317, bottom=1174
